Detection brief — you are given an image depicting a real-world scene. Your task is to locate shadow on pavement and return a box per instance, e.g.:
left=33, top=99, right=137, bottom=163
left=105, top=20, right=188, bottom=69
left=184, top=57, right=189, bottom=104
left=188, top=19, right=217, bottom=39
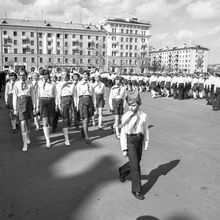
left=142, top=159, right=180, bottom=195
left=136, top=216, right=160, bottom=220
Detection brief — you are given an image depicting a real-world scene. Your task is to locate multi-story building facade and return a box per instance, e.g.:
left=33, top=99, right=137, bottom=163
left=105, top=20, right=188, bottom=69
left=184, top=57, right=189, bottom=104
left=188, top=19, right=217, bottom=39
left=100, top=17, right=151, bottom=74
left=150, top=44, right=209, bottom=74
left=0, top=18, right=107, bottom=72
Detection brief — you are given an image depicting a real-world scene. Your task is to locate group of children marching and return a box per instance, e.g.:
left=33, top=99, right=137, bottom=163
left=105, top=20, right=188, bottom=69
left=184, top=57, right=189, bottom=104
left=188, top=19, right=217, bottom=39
left=4, top=69, right=108, bottom=151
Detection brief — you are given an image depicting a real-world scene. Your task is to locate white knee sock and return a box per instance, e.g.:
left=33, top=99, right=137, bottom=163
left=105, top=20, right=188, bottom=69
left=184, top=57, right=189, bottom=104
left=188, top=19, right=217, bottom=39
left=43, top=127, right=50, bottom=147
left=63, top=128, right=70, bottom=145
left=21, top=132, right=28, bottom=151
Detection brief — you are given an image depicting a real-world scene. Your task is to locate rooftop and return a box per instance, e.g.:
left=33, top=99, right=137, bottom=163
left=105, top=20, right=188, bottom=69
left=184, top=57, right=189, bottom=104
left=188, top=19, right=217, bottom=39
left=101, top=17, right=151, bottom=26
left=0, top=18, right=105, bottom=32
left=150, top=44, right=209, bottom=52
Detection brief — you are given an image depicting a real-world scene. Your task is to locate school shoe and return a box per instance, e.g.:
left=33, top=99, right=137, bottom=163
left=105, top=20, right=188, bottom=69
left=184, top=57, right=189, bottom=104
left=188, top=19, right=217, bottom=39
left=132, top=191, right=145, bottom=200
left=65, top=140, right=71, bottom=147
left=22, top=145, right=28, bottom=152
left=98, top=126, right=104, bottom=130
left=46, top=142, right=51, bottom=149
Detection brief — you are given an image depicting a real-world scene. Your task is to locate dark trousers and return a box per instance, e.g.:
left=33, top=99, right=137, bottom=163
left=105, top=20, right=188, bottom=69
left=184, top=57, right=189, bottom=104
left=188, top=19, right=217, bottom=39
left=119, top=134, right=143, bottom=193
left=178, top=84, right=184, bottom=100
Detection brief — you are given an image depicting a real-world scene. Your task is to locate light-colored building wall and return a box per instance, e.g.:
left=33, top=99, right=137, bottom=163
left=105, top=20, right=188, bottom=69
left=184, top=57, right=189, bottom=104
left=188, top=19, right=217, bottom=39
left=100, top=17, right=151, bottom=74
left=150, top=45, right=209, bottom=73
left=0, top=18, right=107, bottom=72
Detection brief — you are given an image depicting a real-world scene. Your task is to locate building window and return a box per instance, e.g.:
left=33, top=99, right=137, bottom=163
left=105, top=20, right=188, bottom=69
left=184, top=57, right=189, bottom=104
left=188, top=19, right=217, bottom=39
left=130, top=45, right=132, bottom=50
left=121, top=37, right=123, bottom=42
left=3, top=31, right=7, bottom=35
left=14, top=40, right=17, bottom=45
left=103, top=44, right=105, bottom=48
left=14, top=57, right=18, bottom=62
left=121, top=52, right=123, bottom=57
left=39, top=41, right=42, bottom=47
left=57, top=42, right=60, bottom=47
left=49, top=58, right=51, bottom=63
left=48, top=50, right=52, bottom=54
left=65, top=58, right=68, bottom=63
left=130, top=30, right=133, bottom=34
left=80, top=35, right=83, bottom=40
left=14, top=49, right=18, bottom=54
left=22, top=32, right=25, bottom=36
left=130, top=53, right=132, bottom=57
left=80, top=59, right=83, bottom=64
left=4, top=48, right=8, bottom=53
left=126, top=38, right=128, bottom=42
left=126, top=29, right=129, bottom=34
left=40, top=58, right=43, bottom=63
left=13, top=31, right=17, bottom=36
left=22, top=49, right=26, bottom=54
left=73, top=58, right=76, bottom=63
left=88, top=51, right=91, bottom=56
left=96, top=44, right=98, bottom=49
left=31, top=49, right=34, bottom=54
left=88, top=59, right=91, bottom=64
left=126, top=52, right=128, bottom=57
left=31, top=41, right=34, bottom=45
left=31, top=32, right=34, bottom=37
left=57, top=58, right=61, bottom=63
left=130, top=38, right=133, bottom=42
left=47, top=33, right=52, bottom=38
left=65, top=50, right=68, bottom=55
left=23, top=57, right=26, bottom=62
left=96, top=51, right=98, bottom=56
left=135, top=45, right=137, bottom=50
left=65, top=34, right=68, bottom=39
left=31, top=57, right=35, bottom=63
left=39, top=49, right=42, bottom=54
left=103, top=36, right=106, bottom=41
left=121, top=45, right=123, bottom=49
left=88, top=35, right=91, bottom=39
left=126, top=45, right=128, bottom=50
left=57, top=50, right=60, bottom=55
left=72, top=34, right=75, bottom=38
left=96, top=36, right=99, bottom=41
left=121, top=29, right=124, bottom=33
left=38, top=33, right=43, bottom=38
left=102, top=52, right=105, bottom=56
left=80, top=51, right=83, bottom=55
left=129, top=60, right=132, bottom=64
left=65, top=42, right=68, bottom=47
left=4, top=57, right=8, bottom=62
left=96, top=59, right=98, bottom=64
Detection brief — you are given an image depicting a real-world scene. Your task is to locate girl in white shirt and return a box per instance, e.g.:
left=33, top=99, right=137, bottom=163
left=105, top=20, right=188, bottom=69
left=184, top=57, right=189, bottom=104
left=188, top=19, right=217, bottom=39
left=5, top=72, right=18, bottom=133
left=109, top=76, right=126, bottom=139
left=36, top=70, right=57, bottom=148
left=92, top=74, right=106, bottom=129
left=76, top=71, right=94, bottom=144
left=57, top=72, right=75, bottom=146
left=13, top=69, right=34, bottom=152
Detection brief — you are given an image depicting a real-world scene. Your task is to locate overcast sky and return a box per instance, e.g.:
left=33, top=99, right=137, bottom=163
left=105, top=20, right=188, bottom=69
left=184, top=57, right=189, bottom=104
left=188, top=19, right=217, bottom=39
left=0, top=0, right=219, bottom=64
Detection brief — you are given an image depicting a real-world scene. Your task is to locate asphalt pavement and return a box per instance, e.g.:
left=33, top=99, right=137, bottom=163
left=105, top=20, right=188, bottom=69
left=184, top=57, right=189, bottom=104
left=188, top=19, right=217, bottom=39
left=0, top=88, right=219, bottom=220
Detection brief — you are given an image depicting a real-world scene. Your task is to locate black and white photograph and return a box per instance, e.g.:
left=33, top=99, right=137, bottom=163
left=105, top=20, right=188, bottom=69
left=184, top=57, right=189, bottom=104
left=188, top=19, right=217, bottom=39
left=0, top=0, right=219, bottom=219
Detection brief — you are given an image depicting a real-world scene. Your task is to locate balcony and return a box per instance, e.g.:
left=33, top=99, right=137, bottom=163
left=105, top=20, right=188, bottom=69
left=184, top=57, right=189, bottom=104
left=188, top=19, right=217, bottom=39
left=87, top=39, right=94, bottom=43
left=72, top=46, right=79, bottom=50
left=3, top=35, right=9, bottom=39
left=47, top=37, right=53, bottom=42
left=47, top=45, right=53, bottom=50
left=22, top=36, right=28, bottom=40
left=22, top=44, right=29, bottom=49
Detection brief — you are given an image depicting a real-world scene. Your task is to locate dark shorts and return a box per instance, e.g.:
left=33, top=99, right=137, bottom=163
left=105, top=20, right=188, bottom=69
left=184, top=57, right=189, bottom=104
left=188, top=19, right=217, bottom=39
left=96, top=93, right=105, bottom=108
left=165, top=82, right=171, bottom=89
left=112, top=98, right=124, bottom=115
left=192, top=83, right=198, bottom=91
left=78, top=96, right=94, bottom=119
left=198, top=83, right=204, bottom=91
left=7, top=93, right=13, bottom=110
left=17, top=95, right=33, bottom=121
left=61, top=96, right=74, bottom=126
left=39, top=97, right=55, bottom=119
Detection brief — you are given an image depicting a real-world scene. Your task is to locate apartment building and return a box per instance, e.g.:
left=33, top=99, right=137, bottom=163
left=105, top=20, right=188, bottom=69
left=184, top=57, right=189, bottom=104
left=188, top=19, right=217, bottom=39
left=0, top=18, right=107, bottom=72
left=150, top=44, right=209, bottom=73
left=100, top=17, right=151, bottom=74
